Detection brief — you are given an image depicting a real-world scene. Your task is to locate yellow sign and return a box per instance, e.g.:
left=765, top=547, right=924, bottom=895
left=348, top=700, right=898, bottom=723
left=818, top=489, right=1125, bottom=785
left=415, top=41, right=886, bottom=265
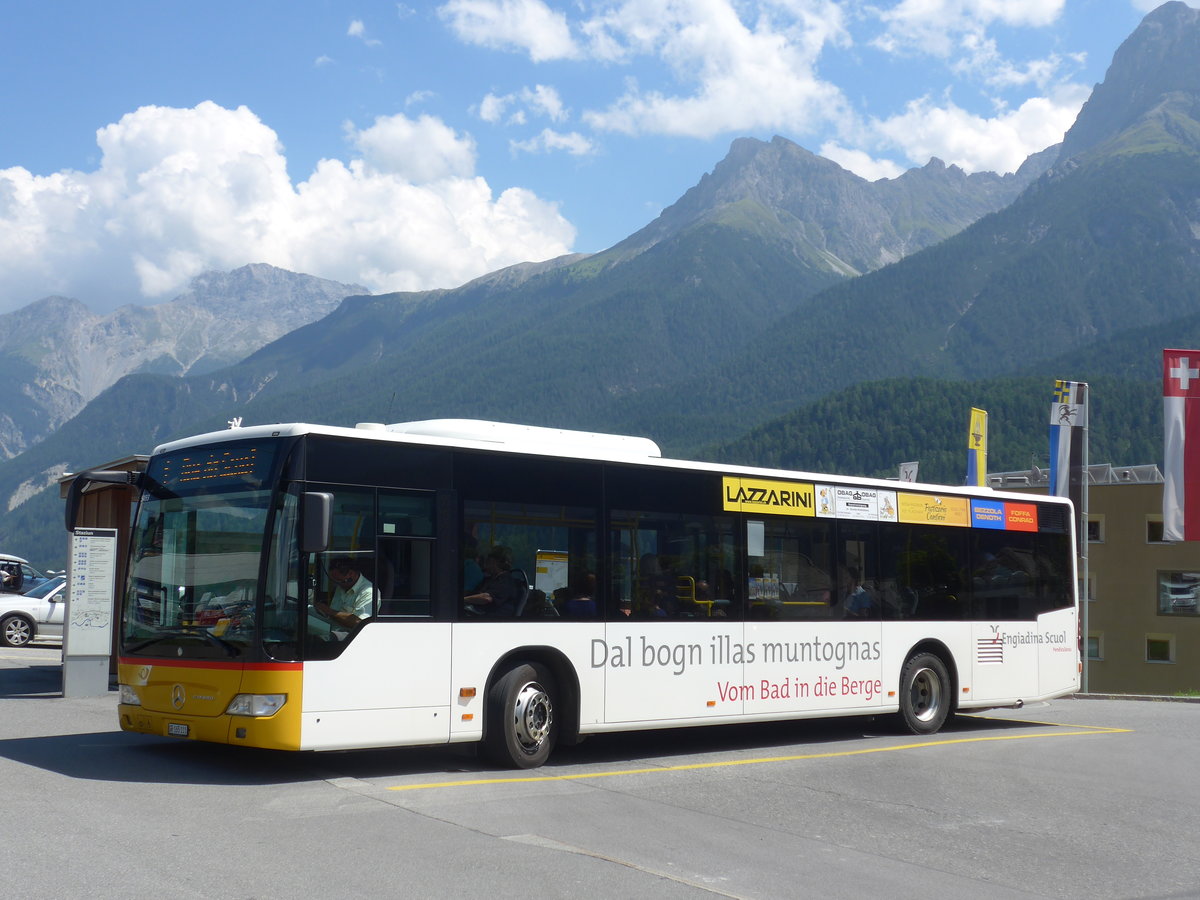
left=968, top=407, right=988, bottom=452
left=897, top=493, right=970, bottom=526
left=722, top=477, right=814, bottom=516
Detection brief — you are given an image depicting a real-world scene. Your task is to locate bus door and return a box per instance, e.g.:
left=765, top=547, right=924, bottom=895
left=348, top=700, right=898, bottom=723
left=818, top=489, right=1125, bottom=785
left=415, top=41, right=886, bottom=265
left=298, top=487, right=451, bottom=750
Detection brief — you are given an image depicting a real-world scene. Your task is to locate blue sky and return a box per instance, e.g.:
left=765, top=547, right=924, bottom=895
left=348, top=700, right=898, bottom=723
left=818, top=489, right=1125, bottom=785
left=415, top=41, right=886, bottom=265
left=0, top=0, right=1161, bottom=313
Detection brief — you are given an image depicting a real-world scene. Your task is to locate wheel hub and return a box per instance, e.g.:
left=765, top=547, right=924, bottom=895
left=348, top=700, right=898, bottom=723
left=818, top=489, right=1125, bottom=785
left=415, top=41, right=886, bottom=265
left=4, top=619, right=32, bottom=646
left=910, top=667, right=943, bottom=722
left=512, top=682, right=553, bottom=751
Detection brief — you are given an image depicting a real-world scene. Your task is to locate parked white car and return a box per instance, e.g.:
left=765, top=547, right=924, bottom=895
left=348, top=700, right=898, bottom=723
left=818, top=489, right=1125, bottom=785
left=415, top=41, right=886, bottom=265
left=0, top=575, right=66, bottom=646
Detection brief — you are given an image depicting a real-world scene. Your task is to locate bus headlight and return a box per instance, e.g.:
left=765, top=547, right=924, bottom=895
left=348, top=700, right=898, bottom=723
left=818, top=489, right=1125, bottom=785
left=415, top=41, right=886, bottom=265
left=225, top=693, right=287, bottom=717
left=119, top=685, right=142, bottom=706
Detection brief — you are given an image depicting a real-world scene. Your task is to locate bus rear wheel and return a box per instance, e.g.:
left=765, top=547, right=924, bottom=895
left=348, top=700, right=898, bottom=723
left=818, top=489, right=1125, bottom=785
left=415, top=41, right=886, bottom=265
left=484, top=662, right=557, bottom=769
left=898, top=652, right=951, bottom=735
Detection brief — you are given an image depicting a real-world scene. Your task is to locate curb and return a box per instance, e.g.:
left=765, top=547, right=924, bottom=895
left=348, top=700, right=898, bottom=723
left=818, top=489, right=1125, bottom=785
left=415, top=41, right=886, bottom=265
left=1072, top=692, right=1200, bottom=703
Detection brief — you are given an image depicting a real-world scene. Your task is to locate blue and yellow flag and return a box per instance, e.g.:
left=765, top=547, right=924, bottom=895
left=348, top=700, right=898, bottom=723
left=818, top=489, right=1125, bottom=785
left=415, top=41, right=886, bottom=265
left=967, top=407, right=987, bottom=486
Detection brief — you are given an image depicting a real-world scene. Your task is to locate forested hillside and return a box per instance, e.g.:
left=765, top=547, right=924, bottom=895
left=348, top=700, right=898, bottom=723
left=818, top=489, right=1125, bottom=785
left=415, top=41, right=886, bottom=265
left=707, top=376, right=1162, bottom=484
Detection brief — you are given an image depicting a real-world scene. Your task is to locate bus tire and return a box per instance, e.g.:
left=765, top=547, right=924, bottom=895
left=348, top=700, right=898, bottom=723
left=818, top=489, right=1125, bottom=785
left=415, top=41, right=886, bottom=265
left=898, top=652, right=951, bottom=735
left=1, top=613, right=34, bottom=647
left=483, top=662, right=557, bottom=769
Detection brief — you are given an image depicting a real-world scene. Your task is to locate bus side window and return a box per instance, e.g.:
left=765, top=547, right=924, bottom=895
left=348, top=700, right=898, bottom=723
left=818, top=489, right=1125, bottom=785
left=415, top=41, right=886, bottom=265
left=376, top=491, right=436, bottom=617
left=462, top=499, right=598, bottom=621
left=750, top=518, right=834, bottom=621
left=835, top=521, right=880, bottom=620
left=883, top=525, right=969, bottom=621
left=611, top=510, right=739, bottom=620
left=376, top=536, right=434, bottom=616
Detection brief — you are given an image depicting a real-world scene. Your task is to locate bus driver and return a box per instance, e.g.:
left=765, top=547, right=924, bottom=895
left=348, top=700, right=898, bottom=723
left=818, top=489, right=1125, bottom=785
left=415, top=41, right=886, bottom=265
left=314, top=558, right=374, bottom=629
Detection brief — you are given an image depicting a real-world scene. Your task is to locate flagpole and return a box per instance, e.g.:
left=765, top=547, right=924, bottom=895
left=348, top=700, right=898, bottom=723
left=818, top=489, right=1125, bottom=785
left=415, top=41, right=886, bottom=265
left=1050, top=379, right=1089, bottom=694
left=1081, top=384, right=1089, bottom=694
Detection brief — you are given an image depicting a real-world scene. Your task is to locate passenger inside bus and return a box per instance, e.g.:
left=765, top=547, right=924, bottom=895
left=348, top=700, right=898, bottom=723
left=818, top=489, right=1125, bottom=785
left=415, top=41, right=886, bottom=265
left=464, top=545, right=528, bottom=617
left=839, top=565, right=876, bottom=619
left=635, top=553, right=679, bottom=617
left=555, top=571, right=598, bottom=618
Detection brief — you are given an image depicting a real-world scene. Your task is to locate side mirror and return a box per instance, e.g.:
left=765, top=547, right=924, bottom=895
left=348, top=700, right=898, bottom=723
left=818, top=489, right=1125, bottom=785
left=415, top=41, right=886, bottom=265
left=301, top=492, right=333, bottom=554
left=64, top=468, right=141, bottom=531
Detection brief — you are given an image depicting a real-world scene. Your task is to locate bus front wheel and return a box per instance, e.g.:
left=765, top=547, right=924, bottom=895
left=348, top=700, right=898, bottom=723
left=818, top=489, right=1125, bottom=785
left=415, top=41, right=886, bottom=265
left=898, top=652, right=951, bottom=735
left=484, top=662, right=557, bottom=769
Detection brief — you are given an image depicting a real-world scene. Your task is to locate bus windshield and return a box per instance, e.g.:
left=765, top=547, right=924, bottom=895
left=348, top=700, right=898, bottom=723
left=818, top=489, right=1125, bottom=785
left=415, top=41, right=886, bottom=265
left=123, top=488, right=271, bottom=658
left=121, top=441, right=281, bottom=660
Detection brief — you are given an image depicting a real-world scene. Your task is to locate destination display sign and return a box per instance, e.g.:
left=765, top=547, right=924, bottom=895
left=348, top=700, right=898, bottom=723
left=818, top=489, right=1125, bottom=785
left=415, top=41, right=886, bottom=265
left=153, top=442, right=277, bottom=494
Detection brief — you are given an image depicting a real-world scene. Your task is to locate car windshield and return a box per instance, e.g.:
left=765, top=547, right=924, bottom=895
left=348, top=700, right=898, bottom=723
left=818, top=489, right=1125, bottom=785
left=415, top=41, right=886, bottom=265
left=23, top=576, right=65, bottom=599
left=122, top=489, right=272, bottom=659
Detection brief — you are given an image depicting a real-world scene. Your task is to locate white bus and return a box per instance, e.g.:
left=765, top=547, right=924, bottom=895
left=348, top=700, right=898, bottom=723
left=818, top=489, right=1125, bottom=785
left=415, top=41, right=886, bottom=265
left=69, top=419, right=1080, bottom=768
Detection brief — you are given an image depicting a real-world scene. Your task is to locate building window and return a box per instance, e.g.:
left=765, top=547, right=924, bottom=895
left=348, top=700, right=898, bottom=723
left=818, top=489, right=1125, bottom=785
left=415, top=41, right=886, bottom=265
left=1157, top=571, right=1200, bottom=616
left=1082, top=573, right=1096, bottom=603
left=1146, top=516, right=1166, bottom=544
left=1087, top=516, right=1104, bottom=543
left=1087, top=633, right=1102, bottom=660
left=1146, top=634, right=1174, bottom=664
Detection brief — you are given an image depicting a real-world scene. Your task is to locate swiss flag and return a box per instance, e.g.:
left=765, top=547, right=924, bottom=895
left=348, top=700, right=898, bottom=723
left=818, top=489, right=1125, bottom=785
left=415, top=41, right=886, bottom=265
left=1163, top=349, right=1200, bottom=541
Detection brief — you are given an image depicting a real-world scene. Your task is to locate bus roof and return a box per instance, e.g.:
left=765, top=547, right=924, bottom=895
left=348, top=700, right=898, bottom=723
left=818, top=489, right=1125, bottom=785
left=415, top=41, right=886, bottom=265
left=152, top=419, right=1071, bottom=507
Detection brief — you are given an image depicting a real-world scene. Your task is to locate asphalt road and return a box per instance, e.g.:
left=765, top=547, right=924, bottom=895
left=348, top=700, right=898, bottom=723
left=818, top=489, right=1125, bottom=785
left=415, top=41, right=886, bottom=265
left=2, top=645, right=1197, bottom=900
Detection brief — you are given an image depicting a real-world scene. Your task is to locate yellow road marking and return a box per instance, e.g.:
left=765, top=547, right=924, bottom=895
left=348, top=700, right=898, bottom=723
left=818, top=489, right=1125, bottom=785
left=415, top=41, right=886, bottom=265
left=388, top=718, right=1129, bottom=792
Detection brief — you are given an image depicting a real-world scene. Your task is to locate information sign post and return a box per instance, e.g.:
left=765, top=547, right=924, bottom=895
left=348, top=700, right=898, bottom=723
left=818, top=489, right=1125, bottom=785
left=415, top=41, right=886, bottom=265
left=63, top=527, right=118, bottom=697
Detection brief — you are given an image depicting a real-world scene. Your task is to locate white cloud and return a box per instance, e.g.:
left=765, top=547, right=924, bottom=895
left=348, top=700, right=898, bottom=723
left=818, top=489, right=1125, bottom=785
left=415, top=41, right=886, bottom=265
left=349, top=112, right=478, bottom=181
left=579, top=0, right=852, bottom=139
left=437, top=0, right=579, bottom=61
left=523, top=84, right=567, bottom=122
left=511, top=128, right=596, bottom=156
left=479, top=92, right=510, bottom=123
left=872, top=84, right=1090, bottom=173
left=874, top=0, right=1067, bottom=58
left=0, top=102, right=575, bottom=311
left=443, top=0, right=1093, bottom=178
left=347, top=19, right=382, bottom=46
left=478, top=84, right=568, bottom=127
left=819, top=142, right=905, bottom=181
left=405, top=89, right=435, bottom=107
left=952, top=34, right=1070, bottom=90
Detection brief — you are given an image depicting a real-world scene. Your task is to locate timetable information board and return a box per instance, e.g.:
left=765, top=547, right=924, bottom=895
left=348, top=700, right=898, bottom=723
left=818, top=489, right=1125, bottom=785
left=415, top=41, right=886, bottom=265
left=67, top=527, right=117, bottom=657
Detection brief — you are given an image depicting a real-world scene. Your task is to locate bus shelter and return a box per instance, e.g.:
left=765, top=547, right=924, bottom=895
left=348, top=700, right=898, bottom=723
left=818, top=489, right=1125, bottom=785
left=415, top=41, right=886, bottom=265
left=58, top=455, right=147, bottom=693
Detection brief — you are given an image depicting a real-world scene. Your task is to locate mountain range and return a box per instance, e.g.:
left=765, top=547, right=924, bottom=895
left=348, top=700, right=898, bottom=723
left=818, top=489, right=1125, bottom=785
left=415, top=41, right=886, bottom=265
left=0, top=264, right=366, bottom=459
left=2, top=1, right=1198, bottom=571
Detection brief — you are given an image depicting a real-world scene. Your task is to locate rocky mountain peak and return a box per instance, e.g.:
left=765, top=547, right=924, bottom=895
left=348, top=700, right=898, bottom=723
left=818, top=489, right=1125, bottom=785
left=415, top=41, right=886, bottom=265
left=0, top=266, right=367, bottom=461
left=1059, top=1, right=1200, bottom=161
left=607, top=132, right=1048, bottom=278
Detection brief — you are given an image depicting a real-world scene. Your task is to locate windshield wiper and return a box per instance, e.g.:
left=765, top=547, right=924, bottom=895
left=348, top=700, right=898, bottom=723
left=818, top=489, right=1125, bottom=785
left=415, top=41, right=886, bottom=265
left=125, top=627, right=241, bottom=657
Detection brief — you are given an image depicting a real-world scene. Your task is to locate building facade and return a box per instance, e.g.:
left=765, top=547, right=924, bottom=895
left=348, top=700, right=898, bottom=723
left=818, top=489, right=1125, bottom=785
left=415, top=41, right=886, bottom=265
left=990, top=465, right=1200, bottom=695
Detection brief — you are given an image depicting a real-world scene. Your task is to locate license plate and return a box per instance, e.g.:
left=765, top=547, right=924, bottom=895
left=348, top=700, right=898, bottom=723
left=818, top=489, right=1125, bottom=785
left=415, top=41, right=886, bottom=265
left=167, top=723, right=189, bottom=737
